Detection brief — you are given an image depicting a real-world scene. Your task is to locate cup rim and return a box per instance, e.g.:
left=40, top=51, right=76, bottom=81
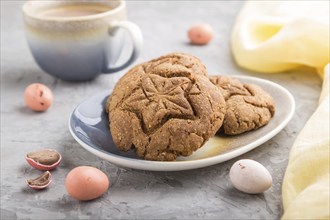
left=22, top=0, right=125, bottom=22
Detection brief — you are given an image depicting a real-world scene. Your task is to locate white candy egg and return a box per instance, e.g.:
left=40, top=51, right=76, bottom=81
left=229, top=159, right=272, bottom=194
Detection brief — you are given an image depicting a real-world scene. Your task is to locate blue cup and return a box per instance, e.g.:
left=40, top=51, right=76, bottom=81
left=23, top=0, right=143, bottom=81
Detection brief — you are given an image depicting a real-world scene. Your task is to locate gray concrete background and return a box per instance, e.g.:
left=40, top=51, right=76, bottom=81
left=1, top=1, right=322, bottom=219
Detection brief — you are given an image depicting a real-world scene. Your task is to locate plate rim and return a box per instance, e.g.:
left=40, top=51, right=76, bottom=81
left=68, top=75, right=295, bottom=171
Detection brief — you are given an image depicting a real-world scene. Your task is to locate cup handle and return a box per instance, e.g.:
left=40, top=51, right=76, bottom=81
left=103, top=20, right=143, bottom=73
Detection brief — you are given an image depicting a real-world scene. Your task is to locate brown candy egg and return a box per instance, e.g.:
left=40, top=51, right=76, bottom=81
left=24, top=83, right=53, bottom=111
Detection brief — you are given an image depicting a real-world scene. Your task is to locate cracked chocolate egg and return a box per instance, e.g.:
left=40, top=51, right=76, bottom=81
left=24, top=83, right=53, bottom=111
left=26, top=171, right=52, bottom=190
left=209, top=75, right=275, bottom=135
left=106, top=53, right=226, bottom=161
left=25, top=149, right=62, bottom=170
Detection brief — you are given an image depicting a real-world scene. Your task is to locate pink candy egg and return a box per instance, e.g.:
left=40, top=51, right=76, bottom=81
left=65, top=166, right=109, bottom=201
left=24, top=83, right=53, bottom=111
left=188, top=23, right=214, bottom=45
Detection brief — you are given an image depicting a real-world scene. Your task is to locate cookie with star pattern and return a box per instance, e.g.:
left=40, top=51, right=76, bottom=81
left=106, top=53, right=226, bottom=161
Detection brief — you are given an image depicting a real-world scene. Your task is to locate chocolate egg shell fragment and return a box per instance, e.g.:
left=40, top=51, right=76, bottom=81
left=25, top=149, right=62, bottom=170
left=26, top=171, right=52, bottom=190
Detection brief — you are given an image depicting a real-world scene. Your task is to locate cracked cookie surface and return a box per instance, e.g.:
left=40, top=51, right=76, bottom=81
left=107, top=53, right=226, bottom=161
left=209, top=75, right=275, bottom=135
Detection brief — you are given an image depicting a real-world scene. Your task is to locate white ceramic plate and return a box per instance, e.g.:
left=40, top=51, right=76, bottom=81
left=69, top=75, right=295, bottom=171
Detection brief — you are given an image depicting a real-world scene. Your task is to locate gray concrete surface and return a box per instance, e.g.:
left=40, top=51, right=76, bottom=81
left=1, top=1, right=322, bottom=219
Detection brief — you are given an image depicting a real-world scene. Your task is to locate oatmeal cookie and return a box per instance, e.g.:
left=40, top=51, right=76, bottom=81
left=209, top=75, right=275, bottom=135
left=106, top=53, right=226, bottom=161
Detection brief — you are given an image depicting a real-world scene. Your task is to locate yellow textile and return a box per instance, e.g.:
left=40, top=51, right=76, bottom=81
left=231, top=1, right=329, bottom=78
left=282, top=66, right=329, bottom=219
left=231, top=1, right=330, bottom=219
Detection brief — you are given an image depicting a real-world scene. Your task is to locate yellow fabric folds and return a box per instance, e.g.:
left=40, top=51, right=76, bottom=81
left=282, top=65, right=329, bottom=219
left=231, top=1, right=329, bottom=78
left=231, top=1, right=330, bottom=219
